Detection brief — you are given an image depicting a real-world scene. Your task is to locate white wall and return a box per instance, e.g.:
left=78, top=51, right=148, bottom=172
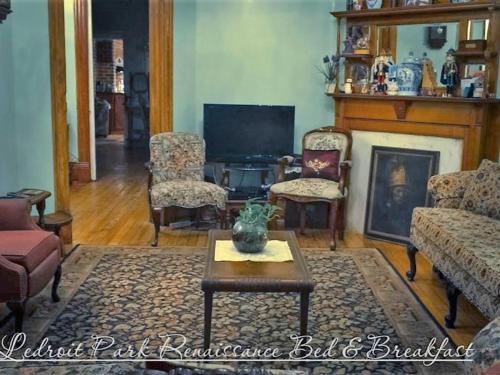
left=64, top=0, right=79, bottom=162
left=346, top=131, right=463, bottom=233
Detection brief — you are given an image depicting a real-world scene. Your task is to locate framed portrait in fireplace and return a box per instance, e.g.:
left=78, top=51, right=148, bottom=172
left=364, top=146, right=440, bottom=244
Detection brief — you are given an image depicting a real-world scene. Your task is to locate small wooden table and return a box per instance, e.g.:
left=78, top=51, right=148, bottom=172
left=35, top=211, right=73, bottom=236
left=9, top=189, right=51, bottom=225
left=202, top=230, right=315, bottom=350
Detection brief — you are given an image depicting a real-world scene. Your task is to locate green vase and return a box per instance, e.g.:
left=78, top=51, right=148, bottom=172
left=232, top=220, right=268, bottom=253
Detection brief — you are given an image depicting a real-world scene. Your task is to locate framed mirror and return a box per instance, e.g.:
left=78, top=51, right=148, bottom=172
left=467, top=19, right=489, bottom=40
left=396, top=22, right=458, bottom=79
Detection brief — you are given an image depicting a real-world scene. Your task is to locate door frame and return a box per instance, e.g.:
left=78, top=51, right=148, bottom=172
left=71, top=0, right=173, bottom=182
left=48, top=0, right=71, bottom=242
left=49, top=0, right=173, bottom=241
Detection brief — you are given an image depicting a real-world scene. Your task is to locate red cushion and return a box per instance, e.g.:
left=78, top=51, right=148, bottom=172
left=302, top=149, right=340, bottom=181
left=0, top=231, right=60, bottom=272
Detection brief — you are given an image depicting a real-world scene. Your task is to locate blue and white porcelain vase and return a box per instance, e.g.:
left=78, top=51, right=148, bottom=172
left=396, top=52, right=423, bottom=96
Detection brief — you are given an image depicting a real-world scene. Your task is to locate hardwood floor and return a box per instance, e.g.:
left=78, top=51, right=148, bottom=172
left=70, top=141, right=486, bottom=348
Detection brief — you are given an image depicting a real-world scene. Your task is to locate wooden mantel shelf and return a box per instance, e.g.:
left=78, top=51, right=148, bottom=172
left=330, top=93, right=500, bottom=104
left=333, top=93, right=500, bottom=171
left=331, top=1, right=498, bottom=21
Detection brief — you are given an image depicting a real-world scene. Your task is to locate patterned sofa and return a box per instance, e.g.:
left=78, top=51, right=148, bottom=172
left=406, top=159, right=500, bottom=328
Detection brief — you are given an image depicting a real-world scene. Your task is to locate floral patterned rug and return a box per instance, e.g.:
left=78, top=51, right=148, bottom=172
left=0, top=246, right=464, bottom=374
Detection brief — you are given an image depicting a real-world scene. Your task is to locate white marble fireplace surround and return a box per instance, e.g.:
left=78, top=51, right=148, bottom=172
left=346, top=130, right=463, bottom=234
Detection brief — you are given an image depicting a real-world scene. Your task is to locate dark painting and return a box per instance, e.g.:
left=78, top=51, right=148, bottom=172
left=364, top=146, right=440, bottom=244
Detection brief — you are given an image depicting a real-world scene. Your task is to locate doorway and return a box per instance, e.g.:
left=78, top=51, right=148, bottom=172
left=92, top=0, right=149, bottom=179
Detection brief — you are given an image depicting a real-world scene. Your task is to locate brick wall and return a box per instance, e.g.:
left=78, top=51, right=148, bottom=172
left=93, top=39, right=124, bottom=93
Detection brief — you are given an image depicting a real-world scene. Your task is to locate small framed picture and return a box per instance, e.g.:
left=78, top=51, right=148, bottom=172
left=403, top=0, right=433, bottom=6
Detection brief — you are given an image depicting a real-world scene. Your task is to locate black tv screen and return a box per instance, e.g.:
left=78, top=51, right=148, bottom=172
left=204, top=104, right=294, bottom=163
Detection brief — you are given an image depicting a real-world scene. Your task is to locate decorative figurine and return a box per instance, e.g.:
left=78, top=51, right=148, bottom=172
left=342, top=36, right=354, bottom=54
left=440, top=48, right=460, bottom=97
left=345, top=79, right=353, bottom=94
left=420, top=53, right=438, bottom=96
left=371, top=50, right=394, bottom=95
left=354, top=35, right=370, bottom=54
left=397, top=51, right=423, bottom=96
left=353, top=0, right=364, bottom=10
left=387, top=80, right=399, bottom=96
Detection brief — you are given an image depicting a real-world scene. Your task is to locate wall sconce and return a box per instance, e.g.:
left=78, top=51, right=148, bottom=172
left=0, top=0, right=12, bottom=24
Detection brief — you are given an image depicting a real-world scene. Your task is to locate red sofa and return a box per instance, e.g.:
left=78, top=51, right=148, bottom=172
left=0, top=199, right=62, bottom=332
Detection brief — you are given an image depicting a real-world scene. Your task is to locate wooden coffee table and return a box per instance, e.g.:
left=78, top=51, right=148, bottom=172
left=202, top=230, right=315, bottom=350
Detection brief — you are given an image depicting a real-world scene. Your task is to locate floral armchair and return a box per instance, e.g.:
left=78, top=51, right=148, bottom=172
left=269, top=127, right=352, bottom=250
left=148, top=133, right=227, bottom=246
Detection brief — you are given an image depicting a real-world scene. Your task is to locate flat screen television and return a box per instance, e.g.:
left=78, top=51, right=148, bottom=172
left=204, top=104, right=295, bottom=163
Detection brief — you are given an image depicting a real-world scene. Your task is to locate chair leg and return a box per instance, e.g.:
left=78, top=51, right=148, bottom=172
left=7, top=301, right=25, bottom=333
left=406, top=244, right=418, bottom=281
left=218, top=209, right=227, bottom=229
left=151, top=208, right=161, bottom=247
left=338, top=200, right=346, bottom=241
left=275, top=197, right=286, bottom=230
left=299, top=204, right=306, bottom=235
left=329, top=200, right=338, bottom=251
left=52, top=264, right=62, bottom=302
left=444, top=281, right=461, bottom=329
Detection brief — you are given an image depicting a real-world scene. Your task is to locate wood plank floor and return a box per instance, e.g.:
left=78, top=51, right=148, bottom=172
left=70, top=139, right=487, bottom=347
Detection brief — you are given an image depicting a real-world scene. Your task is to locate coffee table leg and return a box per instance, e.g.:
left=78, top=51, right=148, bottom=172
left=300, top=291, right=310, bottom=336
left=204, top=291, right=213, bottom=351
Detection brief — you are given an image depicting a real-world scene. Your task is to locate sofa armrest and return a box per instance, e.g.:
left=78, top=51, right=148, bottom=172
left=427, top=170, right=475, bottom=208
left=465, top=317, right=500, bottom=375
left=0, top=255, right=28, bottom=302
left=0, top=199, right=39, bottom=231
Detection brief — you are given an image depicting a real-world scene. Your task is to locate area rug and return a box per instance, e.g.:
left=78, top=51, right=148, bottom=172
left=0, top=246, right=465, bottom=374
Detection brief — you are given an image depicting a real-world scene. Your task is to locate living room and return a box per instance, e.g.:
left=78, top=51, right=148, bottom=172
left=0, top=0, right=499, bottom=374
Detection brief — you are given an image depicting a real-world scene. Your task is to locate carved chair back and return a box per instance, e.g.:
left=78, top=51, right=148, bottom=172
left=301, top=127, right=352, bottom=180
left=150, top=132, right=205, bottom=185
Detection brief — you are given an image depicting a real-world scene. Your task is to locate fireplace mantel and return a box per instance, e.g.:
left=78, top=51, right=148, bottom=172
left=331, top=94, right=500, bottom=170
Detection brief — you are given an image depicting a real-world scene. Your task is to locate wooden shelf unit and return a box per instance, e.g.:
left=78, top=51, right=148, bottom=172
left=329, top=93, right=499, bottom=104
left=331, top=2, right=500, bottom=172
left=341, top=53, right=374, bottom=59
left=331, top=1, right=498, bottom=24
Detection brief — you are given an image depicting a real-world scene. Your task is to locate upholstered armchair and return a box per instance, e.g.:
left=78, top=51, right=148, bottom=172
left=148, top=132, right=227, bottom=246
left=0, top=199, right=62, bottom=332
left=269, top=127, right=352, bottom=250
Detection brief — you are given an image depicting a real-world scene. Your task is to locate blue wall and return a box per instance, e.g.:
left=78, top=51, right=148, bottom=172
left=173, top=0, right=336, bottom=153
left=0, top=15, right=17, bottom=194
left=0, top=0, right=55, bottom=211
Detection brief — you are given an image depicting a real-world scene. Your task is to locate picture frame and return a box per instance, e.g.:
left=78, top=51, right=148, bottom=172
left=364, top=146, right=440, bottom=244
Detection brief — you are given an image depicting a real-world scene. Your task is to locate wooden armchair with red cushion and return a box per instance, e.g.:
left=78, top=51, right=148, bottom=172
left=270, top=127, right=352, bottom=251
left=0, top=199, right=62, bottom=332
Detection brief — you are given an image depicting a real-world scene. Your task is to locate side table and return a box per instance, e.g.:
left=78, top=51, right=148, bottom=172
left=37, top=211, right=73, bottom=237
left=7, top=189, right=51, bottom=225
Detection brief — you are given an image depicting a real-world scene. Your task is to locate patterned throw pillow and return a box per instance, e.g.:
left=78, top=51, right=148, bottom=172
left=301, top=149, right=340, bottom=181
left=460, top=159, right=500, bottom=220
